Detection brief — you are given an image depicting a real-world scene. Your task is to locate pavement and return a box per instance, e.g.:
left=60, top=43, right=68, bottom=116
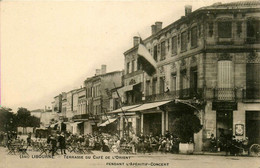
left=0, top=147, right=260, bottom=168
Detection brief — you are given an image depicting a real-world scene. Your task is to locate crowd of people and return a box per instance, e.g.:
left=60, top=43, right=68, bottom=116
left=0, top=130, right=250, bottom=156
left=37, top=131, right=182, bottom=156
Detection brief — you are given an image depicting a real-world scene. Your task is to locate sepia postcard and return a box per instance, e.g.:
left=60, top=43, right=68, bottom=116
left=1, top=0, right=260, bottom=168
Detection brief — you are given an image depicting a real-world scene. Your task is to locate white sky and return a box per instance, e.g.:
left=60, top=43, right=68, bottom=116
left=1, top=0, right=246, bottom=111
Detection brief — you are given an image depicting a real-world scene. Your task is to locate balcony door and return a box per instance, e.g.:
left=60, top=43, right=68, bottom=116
left=190, top=68, right=198, bottom=97
left=217, top=60, right=234, bottom=100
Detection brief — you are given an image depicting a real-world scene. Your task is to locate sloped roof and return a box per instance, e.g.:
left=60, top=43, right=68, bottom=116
left=200, top=1, right=260, bottom=10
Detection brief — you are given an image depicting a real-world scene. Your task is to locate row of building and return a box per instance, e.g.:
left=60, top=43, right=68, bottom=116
left=50, top=1, right=260, bottom=152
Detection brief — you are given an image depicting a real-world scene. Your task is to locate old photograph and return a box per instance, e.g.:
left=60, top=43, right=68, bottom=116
left=1, top=0, right=260, bottom=168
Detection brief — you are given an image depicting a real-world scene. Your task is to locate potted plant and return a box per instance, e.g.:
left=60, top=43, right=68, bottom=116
left=172, top=114, right=202, bottom=154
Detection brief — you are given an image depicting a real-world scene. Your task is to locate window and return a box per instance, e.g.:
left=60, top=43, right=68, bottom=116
left=161, top=41, right=166, bottom=60
left=191, top=26, right=198, bottom=47
left=132, top=60, right=135, bottom=72
left=152, top=78, right=157, bottom=95
left=171, top=74, right=177, bottom=92
left=126, top=62, right=130, bottom=74
left=190, top=68, right=198, bottom=96
left=159, top=77, right=165, bottom=93
left=237, top=22, right=242, bottom=38
left=218, top=21, right=232, bottom=38
left=246, top=63, right=260, bottom=99
left=181, top=31, right=187, bottom=51
left=217, top=60, right=234, bottom=100
left=171, top=36, right=177, bottom=55
left=180, top=70, right=188, bottom=90
left=208, top=22, right=213, bottom=37
left=247, top=20, right=260, bottom=43
left=145, top=81, right=150, bottom=96
left=153, top=45, right=158, bottom=61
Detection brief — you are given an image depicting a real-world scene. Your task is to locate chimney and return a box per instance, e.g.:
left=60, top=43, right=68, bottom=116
left=101, top=64, right=107, bottom=74
left=155, top=22, right=162, bottom=32
left=133, top=36, right=139, bottom=46
left=185, top=5, right=192, bottom=16
left=95, top=69, right=101, bottom=76
left=151, top=25, right=156, bottom=35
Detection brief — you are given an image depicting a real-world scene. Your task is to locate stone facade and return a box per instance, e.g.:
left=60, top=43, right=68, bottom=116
left=118, top=1, right=260, bottom=152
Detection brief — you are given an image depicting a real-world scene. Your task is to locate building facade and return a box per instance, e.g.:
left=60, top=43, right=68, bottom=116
left=111, top=1, right=260, bottom=152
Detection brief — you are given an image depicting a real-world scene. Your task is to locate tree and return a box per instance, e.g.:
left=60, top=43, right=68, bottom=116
left=0, top=107, right=15, bottom=132
left=16, top=107, right=40, bottom=127
left=172, top=114, right=203, bottom=143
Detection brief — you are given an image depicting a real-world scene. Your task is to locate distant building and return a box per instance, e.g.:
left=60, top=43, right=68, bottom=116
left=31, top=107, right=57, bottom=128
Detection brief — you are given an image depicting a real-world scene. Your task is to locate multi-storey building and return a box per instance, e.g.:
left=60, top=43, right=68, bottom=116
left=83, top=65, right=123, bottom=134
left=111, top=1, right=260, bottom=152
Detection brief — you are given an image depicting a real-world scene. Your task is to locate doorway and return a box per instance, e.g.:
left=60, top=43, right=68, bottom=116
left=246, top=111, right=260, bottom=145
left=216, top=110, right=233, bottom=144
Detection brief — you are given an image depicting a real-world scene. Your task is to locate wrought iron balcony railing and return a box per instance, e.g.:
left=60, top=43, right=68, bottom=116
left=213, top=88, right=236, bottom=101
left=145, top=91, right=178, bottom=102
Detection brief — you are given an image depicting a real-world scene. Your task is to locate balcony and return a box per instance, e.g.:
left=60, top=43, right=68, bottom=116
left=144, top=88, right=203, bottom=103
left=72, top=114, right=90, bottom=120
left=242, top=89, right=260, bottom=102
left=145, top=91, right=177, bottom=102
left=213, top=88, right=236, bottom=101
left=179, top=88, right=203, bottom=99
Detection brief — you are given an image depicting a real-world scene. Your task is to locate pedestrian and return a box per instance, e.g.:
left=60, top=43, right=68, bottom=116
left=58, top=132, right=66, bottom=155
left=27, top=133, right=32, bottom=146
left=49, top=134, right=57, bottom=156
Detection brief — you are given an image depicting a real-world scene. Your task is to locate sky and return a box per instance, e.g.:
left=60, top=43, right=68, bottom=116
left=1, top=0, right=246, bottom=112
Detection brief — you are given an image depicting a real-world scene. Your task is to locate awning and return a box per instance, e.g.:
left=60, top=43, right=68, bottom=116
left=128, top=100, right=172, bottom=111
left=99, top=118, right=117, bottom=127
left=108, top=104, right=141, bottom=114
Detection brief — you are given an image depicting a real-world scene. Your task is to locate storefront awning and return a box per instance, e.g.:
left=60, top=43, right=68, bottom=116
left=99, top=118, right=117, bottom=127
left=128, top=100, right=172, bottom=111
left=108, top=104, right=142, bottom=114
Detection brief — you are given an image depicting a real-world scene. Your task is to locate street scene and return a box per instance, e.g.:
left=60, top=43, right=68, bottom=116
left=1, top=0, right=260, bottom=168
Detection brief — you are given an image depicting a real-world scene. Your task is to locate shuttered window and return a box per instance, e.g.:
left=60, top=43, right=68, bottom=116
left=217, top=60, right=234, bottom=100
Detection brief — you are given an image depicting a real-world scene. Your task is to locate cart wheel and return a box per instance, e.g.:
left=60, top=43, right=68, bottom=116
left=249, top=144, right=260, bottom=157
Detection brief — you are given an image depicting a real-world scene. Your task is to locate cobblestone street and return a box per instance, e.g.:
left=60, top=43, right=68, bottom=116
left=0, top=147, right=259, bottom=168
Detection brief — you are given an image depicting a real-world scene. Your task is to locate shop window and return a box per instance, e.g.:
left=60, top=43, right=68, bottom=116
left=247, top=20, right=260, bottom=43
left=161, top=41, right=166, bottom=60
left=218, top=21, right=232, bottom=38
left=181, top=31, right=187, bottom=51
left=191, top=26, right=198, bottom=48
left=171, top=36, right=177, bottom=55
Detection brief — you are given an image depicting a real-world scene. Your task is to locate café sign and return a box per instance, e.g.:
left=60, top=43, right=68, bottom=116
left=212, top=102, right=237, bottom=110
